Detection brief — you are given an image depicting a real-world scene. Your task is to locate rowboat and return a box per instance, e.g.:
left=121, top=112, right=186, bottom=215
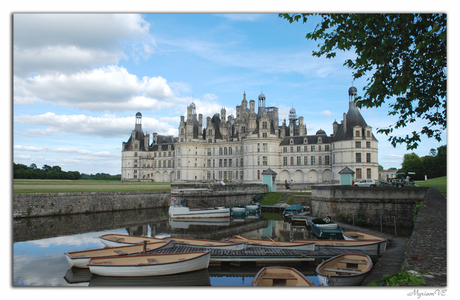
left=291, top=239, right=386, bottom=256
left=342, top=230, right=387, bottom=253
left=252, top=266, right=315, bottom=286
left=316, top=254, right=373, bottom=286
left=166, top=237, right=245, bottom=250
left=283, top=204, right=304, bottom=217
left=309, top=217, right=343, bottom=239
left=88, top=251, right=211, bottom=277
left=231, top=204, right=247, bottom=216
left=246, top=202, right=261, bottom=214
left=169, top=205, right=230, bottom=219
left=226, top=236, right=315, bottom=251
left=99, top=234, right=164, bottom=247
left=64, top=241, right=174, bottom=268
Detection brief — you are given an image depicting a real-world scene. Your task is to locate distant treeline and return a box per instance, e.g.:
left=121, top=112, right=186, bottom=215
left=13, top=163, right=120, bottom=180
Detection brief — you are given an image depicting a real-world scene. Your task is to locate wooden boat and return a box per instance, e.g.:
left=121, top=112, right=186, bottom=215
left=309, top=217, right=343, bottom=239
left=169, top=205, right=230, bottom=219
left=231, top=204, right=247, bottom=216
left=246, top=202, right=261, bottom=214
left=65, top=240, right=174, bottom=268
left=166, top=237, right=245, bottom=250
left=88, top=251, right=211, bottom=277
left=316, top=254, right=373, bottom=286
left=99, top=234, right=164, bottom=247
left=283, top=204, right=304, bottom=217
left=226, top=236, right=315, bottom=251
left=291, top=238, right=386, bottom=256
left=252, top=266, right=315, bottom=286
left=342, top=230, right=387, bottom=252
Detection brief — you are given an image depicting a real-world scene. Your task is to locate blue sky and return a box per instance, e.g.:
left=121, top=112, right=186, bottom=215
left=11, top=8, right=449, bottom=176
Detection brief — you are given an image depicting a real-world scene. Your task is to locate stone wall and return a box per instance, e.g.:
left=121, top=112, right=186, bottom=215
left=310, top=186, right=430, bottom=227
left=13, top=184, right=268, bottom=218
left=170, top=183, right=268, bottom=208
left=13, top=191, right=170, bottom=218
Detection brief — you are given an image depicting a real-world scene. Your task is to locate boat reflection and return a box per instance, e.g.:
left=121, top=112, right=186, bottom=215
left=169, top=217, right=231, bottom=229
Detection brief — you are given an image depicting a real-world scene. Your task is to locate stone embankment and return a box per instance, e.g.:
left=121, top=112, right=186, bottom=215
left=13, top=184, right=267, bottom=218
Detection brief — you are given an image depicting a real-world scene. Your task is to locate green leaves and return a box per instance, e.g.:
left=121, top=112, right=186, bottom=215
left=367, top=270, right=425, bottom=286
left=279, top=13, right=447, bottom=150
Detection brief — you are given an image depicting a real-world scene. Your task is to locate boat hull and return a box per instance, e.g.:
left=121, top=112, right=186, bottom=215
left=65, top=241, right=175, bottom=268
left=252, top=266, right=314, bottom=286
left=309, top=218, right=343, bottom=239
left=169, top=206, right=230, bottom=219
left=168, top=237, right=245, bottom=250
left=291, top=239, right=386, bottom=256
left=226, top=237, right=315, bottom=251
left=88, top=251, right=211, bottom=277
left=231, top=205, right=247, bottom=216
left=342, top=230, right=387, bottom=253
left=246, top=203, right=261, bottom=214
left=99, top=234, right=163, bottom=247
left=316, top=254, right=373, bottom=286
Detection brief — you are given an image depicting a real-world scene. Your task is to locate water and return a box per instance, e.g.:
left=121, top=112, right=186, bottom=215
left=13, top=208, right=321, bottom=287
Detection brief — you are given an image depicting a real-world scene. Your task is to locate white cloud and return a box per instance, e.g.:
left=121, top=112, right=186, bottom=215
left=14, top=113, right=177, bottom=138
left=321, top=110, right=332, bottom=117
left=14, top=66, right=175, bottom=112
left=14, top=14, right=154, bottom=76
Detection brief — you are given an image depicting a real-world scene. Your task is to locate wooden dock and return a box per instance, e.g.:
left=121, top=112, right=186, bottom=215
left=149, top=245, right=378, bottom=266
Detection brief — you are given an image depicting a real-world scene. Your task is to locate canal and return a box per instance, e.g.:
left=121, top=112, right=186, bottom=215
left=12, top=207, right=410, bottom=287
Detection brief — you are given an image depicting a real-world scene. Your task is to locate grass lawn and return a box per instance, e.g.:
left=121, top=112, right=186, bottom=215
left=415, top=176, right=447, bottom=198
left=13, top=179, right=172, bottom=193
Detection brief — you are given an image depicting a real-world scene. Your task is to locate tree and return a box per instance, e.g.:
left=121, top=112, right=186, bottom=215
left=279, top=13, right=446, bottom=150
left=399, top=153, right=424, bottom=180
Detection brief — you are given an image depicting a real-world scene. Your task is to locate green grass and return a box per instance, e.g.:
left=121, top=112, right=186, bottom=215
left=13, top=179, right=172, bottom=193
left=285, top=192, right=311, bottom=205
left=259, top=192, right=285, bottom=206
left=415, top=176, right=447, bottom=198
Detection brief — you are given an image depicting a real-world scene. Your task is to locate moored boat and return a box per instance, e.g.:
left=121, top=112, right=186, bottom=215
left=291, top=238, right=386, bottom=256
left=231, top=204, right=247, bottom=216
left=309, top=217, right=343, bottom=239
left=226, top=236, right=315, bottom=251
left=99, top=234, right=164, bottom=247
left=166, top=237, right=245, bottom=250
left=342, top=230, right=387, bottom=252
left=252, top=266, right=315, bottom=286
left=283, top=204, right=304, bottom=217
left=169, top=205, right=230, bottom=219
left=88, top=251, right=211, bottom=277
left=65, top=240, right=174, bottom=268
left=316, top=253, right=373, bottom=286
left=246, top=202, right=261, bottom=214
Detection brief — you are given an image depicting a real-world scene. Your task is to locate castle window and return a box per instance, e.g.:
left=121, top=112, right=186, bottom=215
left=219, top=147, right=223, bottom=155
left=241, top=126, right=246, bottom=133
left=290, top=147, right=294, bottom=153
left=229, top=147, right=232, bottom=155
left=356, top=168, right=362, bottom=179
left=263, top=143, right=267, bottom=153
left=366, top=153, right=371, bottom=163
left=290, top=157, right=294, bottom=166
left=297, top=156, right=301, bottom=166
left=257, top=156, right=260, bottom=166
left=263, top=156, right=267, bottom=166
left=367, top=168, right=371, bottom=179
left=366, top=141, right=371, bottom=148
left=219, top=159, right=223, bottom=167
left=283, top=147, right=287, bottom=153
left=318, top=156, right=322, bottom=165
left=356, top=153, right=362, bottom=163
left=318, top=145, right=322, bottom=151
left=325, top=145, right=330, bottom=151
left=304, top=146, right=308, bottom=152
left=311, top=146, right=316, bottom=152
left=325, top=155, right=330, bottom=165
left=134, top=152, right=138, bottom=157
left=290, top=139, right=294, bottom=144
left=355, top=141, right=361, bottom=148
left=257, top=143, right=260, bottom=152
left=224, top=147, right=227, bottom=155
left=367, top=131, right=371, bottom=138
left=224, top=159, right=227, bottom=167
left=229, top=159, right=232, bottom=167
left=283, top=157, right=288, bottom=166
left=311, top=156, right=316, bottom=165
left=304, top=156, right=308, bottom=165
left=207, top=148, right=211, bottom=156
left=355, top=130, right=360, bottom=137
left=297, top=146, right=301, bottom=152
left=262, top=121, right=268, bottom=129
left=263, top=132, right=267, bottom=138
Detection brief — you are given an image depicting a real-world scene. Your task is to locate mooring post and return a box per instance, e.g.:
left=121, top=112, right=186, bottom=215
left=143, top=240, right=147, bottom=254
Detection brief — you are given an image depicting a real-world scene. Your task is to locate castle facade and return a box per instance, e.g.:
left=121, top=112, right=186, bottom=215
left=121, top=86, right=378, bottom=184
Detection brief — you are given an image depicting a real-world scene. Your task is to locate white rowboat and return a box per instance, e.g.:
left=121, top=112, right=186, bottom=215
left=291, top=238, right=386, bottom=256
left=99, top=234, right=164, bottom=247
left=64, top=241, right=174, bottom=268
left=169, top=205, right=230, bottom=219
left=252, top=266, right=315, bottom=286
left=88, top=251, right=211, bottom=277
left=342, top=230, right=387, bottom=253
left=226, top=237, right=315, bottom=251
left=167, top=237, right=245, bottom=250
left=316, top=254, right=373, bottom=286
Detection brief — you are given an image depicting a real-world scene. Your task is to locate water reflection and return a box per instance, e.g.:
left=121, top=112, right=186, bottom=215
left=12, top=208, right=321, bottom=286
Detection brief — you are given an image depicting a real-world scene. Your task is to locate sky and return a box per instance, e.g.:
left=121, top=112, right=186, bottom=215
left=10, top=4, right=451, bottom=176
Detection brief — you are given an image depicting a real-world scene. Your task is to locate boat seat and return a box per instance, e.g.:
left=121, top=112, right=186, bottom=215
left=322, top=268, right=362, bottom=274
left=147, top=259, right=157, bottom=264
left=339, top=259, right=367, bottom=265
left=113, top=238, right=124, bottom=242
left=114, top=251, right=127, bottom=255
left=262, top=273, right=297, bottom=280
